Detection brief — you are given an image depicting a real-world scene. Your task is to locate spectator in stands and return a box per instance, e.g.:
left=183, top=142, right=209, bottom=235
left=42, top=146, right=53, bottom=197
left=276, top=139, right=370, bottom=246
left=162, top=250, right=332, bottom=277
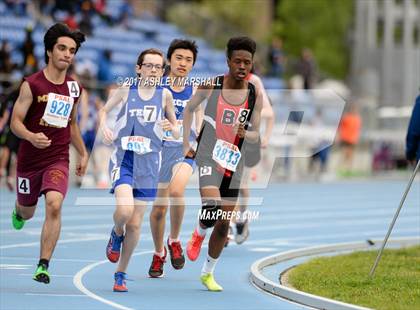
left=309, top=108, right=331, bottom=176
left=52, top=0, right=75, bottom=17
left=20, top=27, right=38, bottom=75
left=268, top=37, right=285, bottom=78
left=93, top=0, right=106, bottom=15
left=0, top=40, right=17, bottom=90
left=296, top=48, right=317, bottom=90
left=372, top=142, right=393, bottom=171
left=406, top=95, right=420, bottom=164
left=36, top=0, right=54, bottom=18
left=64, top=8, right=79, bottom=30
left=5, top=0, right=28, bottom=16
left=0, top=84, right=20, bottom=191
left=118, top=0, right=134, bottom=28
left=338, top=103, right=362, bottom=175
left=79, top=9, right=93, bottom=36
left=97, top=50, right=113, bottom=98
left=0, top=41, right=12, bottom=72
left=78, top=0, right=94, bottom=36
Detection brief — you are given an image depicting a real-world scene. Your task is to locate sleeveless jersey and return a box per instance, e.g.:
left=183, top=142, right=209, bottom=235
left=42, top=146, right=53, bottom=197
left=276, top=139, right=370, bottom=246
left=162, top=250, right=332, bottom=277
left=195, top=75, right=256, bottom=172
left=112, top=82, right=164, bottom=160
left=17, top=70, right=82, bottom=172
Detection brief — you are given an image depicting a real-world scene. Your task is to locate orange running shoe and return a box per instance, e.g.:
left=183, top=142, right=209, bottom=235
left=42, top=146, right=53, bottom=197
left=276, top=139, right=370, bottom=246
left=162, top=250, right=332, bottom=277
left=186, top=229, right=205, bottom=261
left=113, top=272, right=128, bottom=292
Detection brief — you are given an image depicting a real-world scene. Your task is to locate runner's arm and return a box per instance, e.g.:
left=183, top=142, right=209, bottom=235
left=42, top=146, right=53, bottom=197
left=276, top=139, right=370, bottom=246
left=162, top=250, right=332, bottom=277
left=78, top=88, right=90, bottom=133
left=194, top=106, right=204, bottom=135
left=10, top=81, right=34, bottom=140
left=245, top=88, right=263, bottom=143
left=11, top=80, right=52, bottom=147
left=183, top=85, right=212, bottom=152
left=98, top=85, right=127, bottom=128
left=163, top=89, right=180, bottom=139
left=98, top=85, right=127, bottom=143
left=192, top=85, right=204, bottom=134
left=249, top=75, right=274, bottom=147
left=11, top=81, right=52, bottom=149
left=70, top=95, right=88, bottom=176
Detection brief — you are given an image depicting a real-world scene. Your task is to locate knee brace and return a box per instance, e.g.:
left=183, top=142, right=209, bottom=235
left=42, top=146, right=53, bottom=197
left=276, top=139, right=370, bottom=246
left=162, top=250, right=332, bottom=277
left=199, top=199, right=221, bottom=228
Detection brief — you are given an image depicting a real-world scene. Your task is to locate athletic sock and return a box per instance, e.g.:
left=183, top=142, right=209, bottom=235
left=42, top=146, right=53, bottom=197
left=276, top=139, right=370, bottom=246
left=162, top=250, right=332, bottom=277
left=38, top=258, right=49, bottom=269
left=201, top=254, right=218, bottom=275
left=155, top=250, right=165, bottom=258
left=168, top=237, right=179, bottom=245
left=196, top=224, right=207, bottom=237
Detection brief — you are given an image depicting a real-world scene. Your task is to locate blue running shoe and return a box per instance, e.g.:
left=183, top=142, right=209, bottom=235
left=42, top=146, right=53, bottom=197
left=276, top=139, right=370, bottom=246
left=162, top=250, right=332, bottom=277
left=113, top=272, right=128, bottom=292
left=106, top=228, right=124, bottom=263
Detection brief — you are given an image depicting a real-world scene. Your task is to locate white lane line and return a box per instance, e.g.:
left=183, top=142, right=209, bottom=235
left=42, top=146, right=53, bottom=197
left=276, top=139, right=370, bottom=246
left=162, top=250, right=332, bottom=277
left=3, top=210, right=418, bottom=235
left=243, top=227, right=420, bottom=246
left=0, top=236, right=107, bottom=249
left=0, top=264, right=31, bottom=270
left=25, top=293, right=87, bottom=297
left=1, top=224, right=111, bottom=235
left=249, top=217, right=419, bottom=232
left=0, top=213, right=113, bottom=224
left=19, top=273, right=74, bottom=278
left=0, top=256, right=97, bottom=263
left=73, top=251, right=153, bottom=310
left=75, top=196, right=264, bottom=206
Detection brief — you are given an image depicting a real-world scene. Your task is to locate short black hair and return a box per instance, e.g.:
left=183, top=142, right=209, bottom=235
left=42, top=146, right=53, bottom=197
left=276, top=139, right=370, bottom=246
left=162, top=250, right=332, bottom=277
left=226, top=36, right=256, bottom=59
left=167, top=39, right=198, bottom=64
left=44, top=23, right=85, bottom=64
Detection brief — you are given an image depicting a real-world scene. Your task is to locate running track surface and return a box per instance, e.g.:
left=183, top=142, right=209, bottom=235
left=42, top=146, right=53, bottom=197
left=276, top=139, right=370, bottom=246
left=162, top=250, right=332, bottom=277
left=1, top=179, right=419, bottom=310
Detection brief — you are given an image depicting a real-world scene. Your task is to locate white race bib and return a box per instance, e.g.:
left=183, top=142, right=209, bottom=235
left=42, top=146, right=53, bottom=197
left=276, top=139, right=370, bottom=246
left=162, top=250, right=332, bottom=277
left=42, top=93, right=74, bottom=128
left=121, top=136, right=152, bottom=155
left=163, top=120, right=183, bottom=142
left=212, top=139, right=241, bottom=172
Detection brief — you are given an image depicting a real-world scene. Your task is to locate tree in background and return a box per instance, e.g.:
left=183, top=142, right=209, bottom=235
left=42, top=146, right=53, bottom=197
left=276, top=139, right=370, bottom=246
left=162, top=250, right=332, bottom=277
left=273, top=0, right=353, bottom=79
left=166, top=0, right=271, bottom=53
left=166, top=0, right=353, bottom=79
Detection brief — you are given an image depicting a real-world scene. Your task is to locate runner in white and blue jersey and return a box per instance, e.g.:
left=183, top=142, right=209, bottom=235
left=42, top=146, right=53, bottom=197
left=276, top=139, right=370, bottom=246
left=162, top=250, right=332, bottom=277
left=99, top=48, right=179, bottom=292
left=148, top=39, right=202, bottom=278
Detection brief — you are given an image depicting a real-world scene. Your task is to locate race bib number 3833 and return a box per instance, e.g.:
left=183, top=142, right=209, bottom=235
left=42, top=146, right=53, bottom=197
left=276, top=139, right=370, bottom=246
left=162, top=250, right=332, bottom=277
left=42, top=93, right=74, bottom=128
left=212, top=139, right=241, bottom=172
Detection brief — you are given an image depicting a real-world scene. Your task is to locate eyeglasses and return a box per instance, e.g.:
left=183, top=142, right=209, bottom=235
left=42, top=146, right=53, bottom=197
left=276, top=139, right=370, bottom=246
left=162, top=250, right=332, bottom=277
left=141, top=63, right=164, bottom=70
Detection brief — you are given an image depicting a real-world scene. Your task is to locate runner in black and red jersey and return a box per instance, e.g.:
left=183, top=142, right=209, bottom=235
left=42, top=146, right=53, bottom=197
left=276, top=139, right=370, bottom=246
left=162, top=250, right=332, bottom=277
left=182, top=36, right=262, bottom=291
left=10, top=23, right=87, bottom=284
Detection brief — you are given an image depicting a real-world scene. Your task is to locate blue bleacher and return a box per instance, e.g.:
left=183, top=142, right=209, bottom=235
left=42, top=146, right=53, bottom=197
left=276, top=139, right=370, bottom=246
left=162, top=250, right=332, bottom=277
left=0, top=4, right=283, bottom=87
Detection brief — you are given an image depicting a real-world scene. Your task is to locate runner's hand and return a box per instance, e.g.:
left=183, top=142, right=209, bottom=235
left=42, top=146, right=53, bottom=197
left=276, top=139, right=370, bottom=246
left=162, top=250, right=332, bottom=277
left=183, top=141, right=191, bottom=156
left=261, top=136, right=269, bottom=148
left=102, top=126, right=114, bottom=145
left=29, top=132, right=51, bottom=149
left=233, top=123, right=246, bottom=138
left=76, top=153, right=88, bottom=177
left=161, top=118, right=173, bottom=131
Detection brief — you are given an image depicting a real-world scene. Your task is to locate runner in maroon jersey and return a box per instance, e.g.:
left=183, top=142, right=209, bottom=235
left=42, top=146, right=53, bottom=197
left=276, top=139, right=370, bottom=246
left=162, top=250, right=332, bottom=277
left=182, top=37, right=263, bottom=291
left=10, top=23, right=87, bottom=284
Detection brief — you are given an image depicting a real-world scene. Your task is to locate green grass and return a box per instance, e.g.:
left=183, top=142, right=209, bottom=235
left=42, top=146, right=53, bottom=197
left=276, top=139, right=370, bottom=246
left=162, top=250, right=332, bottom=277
left=286, top=246, right=420, bottom=310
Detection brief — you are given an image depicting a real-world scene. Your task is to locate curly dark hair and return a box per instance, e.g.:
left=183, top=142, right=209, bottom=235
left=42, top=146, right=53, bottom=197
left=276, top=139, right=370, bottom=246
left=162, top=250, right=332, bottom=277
left=226, top=36, right=256, bottom=59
